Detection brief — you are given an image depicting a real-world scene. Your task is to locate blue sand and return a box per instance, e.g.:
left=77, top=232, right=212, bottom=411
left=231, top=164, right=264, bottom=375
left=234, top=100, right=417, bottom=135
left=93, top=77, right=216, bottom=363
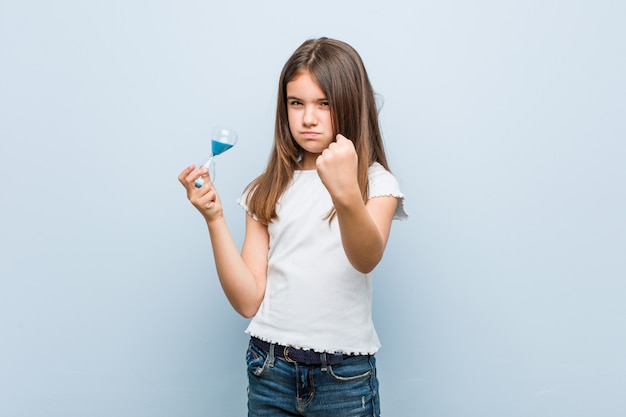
left=212, top=140, right=234, bottom=156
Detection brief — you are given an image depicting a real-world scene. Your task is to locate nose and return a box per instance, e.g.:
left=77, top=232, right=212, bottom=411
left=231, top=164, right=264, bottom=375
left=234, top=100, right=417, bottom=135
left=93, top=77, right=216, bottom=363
left=303, top=105, right=317, bottom=126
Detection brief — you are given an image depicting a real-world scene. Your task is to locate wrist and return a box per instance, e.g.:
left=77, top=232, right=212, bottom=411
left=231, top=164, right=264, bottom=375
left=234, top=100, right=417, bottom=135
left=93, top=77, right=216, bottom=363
left=205, top=213, right=226, bottom=228
left=331, top=186, right=362, bottom=210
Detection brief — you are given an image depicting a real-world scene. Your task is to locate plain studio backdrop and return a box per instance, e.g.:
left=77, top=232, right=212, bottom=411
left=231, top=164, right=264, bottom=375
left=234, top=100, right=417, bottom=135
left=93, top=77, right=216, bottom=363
left=1, top=1, right=624, bottom=416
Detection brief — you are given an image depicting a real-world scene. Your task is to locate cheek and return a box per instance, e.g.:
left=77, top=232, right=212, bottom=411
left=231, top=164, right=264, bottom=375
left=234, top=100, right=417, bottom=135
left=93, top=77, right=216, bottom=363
left=287, top=110, right=297, bottom=130
left=325, top=112, right=335, bottom=133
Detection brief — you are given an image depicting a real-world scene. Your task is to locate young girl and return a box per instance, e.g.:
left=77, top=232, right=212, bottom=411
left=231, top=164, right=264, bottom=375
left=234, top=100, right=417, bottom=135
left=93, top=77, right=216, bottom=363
left=179, top=37, right=407, bottom=417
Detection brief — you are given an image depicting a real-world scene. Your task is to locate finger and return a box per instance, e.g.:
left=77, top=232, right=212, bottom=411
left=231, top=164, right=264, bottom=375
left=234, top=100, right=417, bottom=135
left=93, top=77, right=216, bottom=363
left=200, top=188, right=221, bottom=210
left=178, top=165, right=196, bottom=186
left=195, top=169, right=214, bottom=188
left=190, top=185, right=215, bottom=207
left=316, top=152, right=327, bottom=169
left=187, top=167, right=208, bottom=188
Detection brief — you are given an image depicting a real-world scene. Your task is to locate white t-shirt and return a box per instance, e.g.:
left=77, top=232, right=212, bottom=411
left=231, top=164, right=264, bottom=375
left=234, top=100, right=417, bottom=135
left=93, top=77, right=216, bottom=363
left=238, top=162, right=407, bottom=355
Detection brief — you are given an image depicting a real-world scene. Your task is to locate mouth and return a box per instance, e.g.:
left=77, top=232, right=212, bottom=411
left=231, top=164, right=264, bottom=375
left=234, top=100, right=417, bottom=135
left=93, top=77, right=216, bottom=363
left=301, top=131, right=320, bottom=138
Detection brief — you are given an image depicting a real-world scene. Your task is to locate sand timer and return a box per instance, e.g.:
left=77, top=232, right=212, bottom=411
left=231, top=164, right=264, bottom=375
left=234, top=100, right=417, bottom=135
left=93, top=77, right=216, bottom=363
left=194, top=126, right=238, bottom=187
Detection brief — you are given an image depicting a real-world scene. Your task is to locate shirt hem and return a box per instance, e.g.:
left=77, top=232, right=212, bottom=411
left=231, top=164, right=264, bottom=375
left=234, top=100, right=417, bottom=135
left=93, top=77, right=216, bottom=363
left=245, top=330, right=381, bottom=356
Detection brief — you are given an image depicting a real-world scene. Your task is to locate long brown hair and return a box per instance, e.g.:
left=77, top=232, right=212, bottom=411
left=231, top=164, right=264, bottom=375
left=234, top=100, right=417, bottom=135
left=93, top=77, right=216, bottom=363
left=245, top=37, right=390, bottom=224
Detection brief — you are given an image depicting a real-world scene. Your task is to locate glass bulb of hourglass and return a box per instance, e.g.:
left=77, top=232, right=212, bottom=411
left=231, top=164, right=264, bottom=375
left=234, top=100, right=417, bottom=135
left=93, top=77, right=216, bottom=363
left=195, top=126, right=237, bottom=187
left=211, top=127, right=237, bottom=156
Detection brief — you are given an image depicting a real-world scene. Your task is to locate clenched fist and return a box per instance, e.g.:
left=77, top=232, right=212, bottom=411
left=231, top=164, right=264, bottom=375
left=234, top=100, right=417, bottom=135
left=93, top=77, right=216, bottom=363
left=316, top=134, right=360, bottom=201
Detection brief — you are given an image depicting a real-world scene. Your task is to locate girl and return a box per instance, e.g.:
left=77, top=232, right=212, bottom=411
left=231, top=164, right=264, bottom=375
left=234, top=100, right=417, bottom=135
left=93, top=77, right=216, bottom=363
left=179, top=37, right=407, bottom=417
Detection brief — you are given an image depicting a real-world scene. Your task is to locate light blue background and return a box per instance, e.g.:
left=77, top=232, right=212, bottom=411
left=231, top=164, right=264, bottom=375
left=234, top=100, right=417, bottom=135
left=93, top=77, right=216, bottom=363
left=1, top=1, right=625, bottom=416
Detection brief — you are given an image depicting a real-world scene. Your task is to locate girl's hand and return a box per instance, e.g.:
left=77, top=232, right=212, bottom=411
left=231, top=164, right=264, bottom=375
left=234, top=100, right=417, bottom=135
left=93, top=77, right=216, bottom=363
left=178, top=165, right=224, bottom=222
left=316, top=134, right=360, bottom=201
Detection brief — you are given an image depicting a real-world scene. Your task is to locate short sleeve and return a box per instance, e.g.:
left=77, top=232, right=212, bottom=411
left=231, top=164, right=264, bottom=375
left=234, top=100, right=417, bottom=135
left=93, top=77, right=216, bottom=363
left=368, top=162, right=409, bottom=220
left=237, top=187, right=259, bottom=221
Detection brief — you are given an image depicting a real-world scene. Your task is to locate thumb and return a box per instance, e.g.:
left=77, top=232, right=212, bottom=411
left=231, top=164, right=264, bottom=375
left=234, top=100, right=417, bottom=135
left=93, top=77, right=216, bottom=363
left=335, top=133, right=348, bottom=143
left=335, top=134, right=355, bottom=151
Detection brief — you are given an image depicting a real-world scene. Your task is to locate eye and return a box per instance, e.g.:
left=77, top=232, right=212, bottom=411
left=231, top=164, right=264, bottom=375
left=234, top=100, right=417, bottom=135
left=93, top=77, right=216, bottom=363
left=320, top=101, right=330, bottom=108
left=289, top=100, right=303, bottom=107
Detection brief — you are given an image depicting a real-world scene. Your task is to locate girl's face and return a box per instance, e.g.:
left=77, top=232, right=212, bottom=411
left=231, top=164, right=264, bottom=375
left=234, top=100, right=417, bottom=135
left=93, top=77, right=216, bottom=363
left=286, top=70, right=335, bottom=170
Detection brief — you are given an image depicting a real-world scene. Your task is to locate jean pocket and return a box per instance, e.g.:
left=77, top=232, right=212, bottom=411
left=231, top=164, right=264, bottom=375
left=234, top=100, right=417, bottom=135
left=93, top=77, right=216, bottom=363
left=246, top=342, right=270, bottom=377
left=326, top=356, right=374, bottom=383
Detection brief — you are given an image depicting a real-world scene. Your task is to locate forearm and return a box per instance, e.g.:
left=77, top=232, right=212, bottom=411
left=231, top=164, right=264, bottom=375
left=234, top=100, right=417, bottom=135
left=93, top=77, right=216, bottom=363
left=206, top=217, right=264, bottom=317
left=333, top=192, right=385, bottom=274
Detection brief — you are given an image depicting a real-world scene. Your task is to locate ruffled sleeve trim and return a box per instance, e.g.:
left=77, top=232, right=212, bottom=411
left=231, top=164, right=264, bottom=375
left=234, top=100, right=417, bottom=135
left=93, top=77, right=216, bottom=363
left=368, top=162, right=409, bottom=220
left=236, top=189, right=260, bottom=222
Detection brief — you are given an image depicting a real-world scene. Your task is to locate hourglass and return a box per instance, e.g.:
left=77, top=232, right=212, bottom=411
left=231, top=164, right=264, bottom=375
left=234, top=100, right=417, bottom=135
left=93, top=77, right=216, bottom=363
left=194, top=126, right=238, bottom=187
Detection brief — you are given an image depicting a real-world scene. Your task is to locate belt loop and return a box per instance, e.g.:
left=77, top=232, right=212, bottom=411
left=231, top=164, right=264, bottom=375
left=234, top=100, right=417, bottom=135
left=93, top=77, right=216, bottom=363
left=267, top=343, right=275, bottom=368
left=320, top=352, right=328, bottom=372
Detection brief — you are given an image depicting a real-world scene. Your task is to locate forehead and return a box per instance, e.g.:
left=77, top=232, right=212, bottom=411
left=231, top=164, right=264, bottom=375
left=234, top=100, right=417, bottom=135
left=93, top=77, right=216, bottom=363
left=286, top=70, right=326, bottom=97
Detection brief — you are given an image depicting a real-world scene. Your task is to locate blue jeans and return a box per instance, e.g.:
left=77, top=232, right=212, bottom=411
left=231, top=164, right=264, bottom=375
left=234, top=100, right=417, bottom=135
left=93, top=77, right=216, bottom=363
left=246, top=340, right=381, bottom=416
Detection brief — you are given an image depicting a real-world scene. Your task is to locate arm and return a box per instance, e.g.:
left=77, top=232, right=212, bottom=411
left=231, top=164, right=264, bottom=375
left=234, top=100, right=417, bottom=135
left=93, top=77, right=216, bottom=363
left=206, top=212, right=268, bottom=318
left=334, top=193, right=397, bottom=274
left=316, top=135, right=398, bottom=273
left=178, top=165, right=268, bottom=318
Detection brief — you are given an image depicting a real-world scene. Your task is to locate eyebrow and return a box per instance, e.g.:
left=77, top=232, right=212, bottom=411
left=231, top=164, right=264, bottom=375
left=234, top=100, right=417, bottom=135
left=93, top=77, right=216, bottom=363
left=286, top=96, right=328, bottom=101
